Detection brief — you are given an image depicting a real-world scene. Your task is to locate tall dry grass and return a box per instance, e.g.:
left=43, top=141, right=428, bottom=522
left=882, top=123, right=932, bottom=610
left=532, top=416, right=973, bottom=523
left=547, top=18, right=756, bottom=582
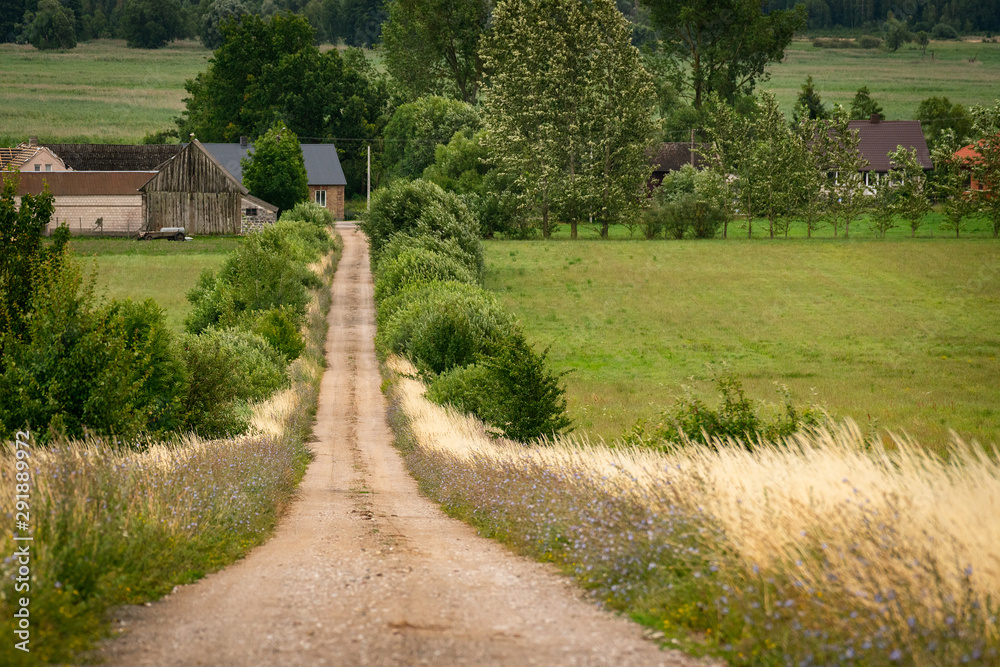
left=0, top=238, right=340, bottom=665
left=388, top=356, right=1000, bottom=665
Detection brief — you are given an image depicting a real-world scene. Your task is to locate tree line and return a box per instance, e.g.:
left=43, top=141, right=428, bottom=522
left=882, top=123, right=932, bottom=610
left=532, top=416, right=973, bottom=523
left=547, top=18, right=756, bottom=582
left=768, top=0, right=1000, bottom=33
left=1, top=0, right=385, bottom=50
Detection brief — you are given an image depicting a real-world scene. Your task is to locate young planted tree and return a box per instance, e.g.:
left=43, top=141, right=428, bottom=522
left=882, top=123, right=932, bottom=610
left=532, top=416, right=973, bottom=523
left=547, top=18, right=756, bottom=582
left=888, top=146, right=932, bottom=237
left=707, top=94, right=803, bottom=238
left=481, top=0, right=657, bottom=239
left=241, top=122, right=310, bottom=214
left=826, top=107, right=869, bottom=238
left=932, top=131, right=976, bottom=238
left=792, top=109, right=837, bottom=239
left=969, top=101, right=1000, bottom=237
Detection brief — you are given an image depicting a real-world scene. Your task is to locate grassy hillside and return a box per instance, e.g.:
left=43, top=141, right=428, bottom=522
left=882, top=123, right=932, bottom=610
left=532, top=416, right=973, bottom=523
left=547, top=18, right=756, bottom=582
left=68, top=237, right=238, bottom=331
left=484, top=238, right=1000, bottom=449
left=767, top=38, right=1000, bottom=120
left=0, top=39, right=209, bottom=145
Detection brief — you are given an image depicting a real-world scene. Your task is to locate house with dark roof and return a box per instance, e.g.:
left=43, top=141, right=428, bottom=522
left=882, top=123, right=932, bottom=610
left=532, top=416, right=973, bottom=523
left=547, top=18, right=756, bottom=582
left=848, top=115, right=933, bottom=187
left=647, top=142, right=706, bottom=189
left=10, top=141, right=274, bottom=236
left=199, top=138, right=347, bottom=220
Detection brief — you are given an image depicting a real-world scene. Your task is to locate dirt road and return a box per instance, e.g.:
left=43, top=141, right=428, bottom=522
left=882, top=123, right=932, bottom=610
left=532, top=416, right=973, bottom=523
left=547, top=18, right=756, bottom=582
left=102, top=223, right=702, bottom=666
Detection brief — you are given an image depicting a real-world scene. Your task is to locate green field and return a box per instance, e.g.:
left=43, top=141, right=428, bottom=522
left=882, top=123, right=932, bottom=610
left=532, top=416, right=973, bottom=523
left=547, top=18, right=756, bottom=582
left=68, top=237, right=238, bottom=331
left=484, top=238, right=1000, bottom=449
left=767, top=38, right=1000, bottom=120
left=0, top=39, right=210, bottom=145
left=2, top=38, right=1000, bottom=146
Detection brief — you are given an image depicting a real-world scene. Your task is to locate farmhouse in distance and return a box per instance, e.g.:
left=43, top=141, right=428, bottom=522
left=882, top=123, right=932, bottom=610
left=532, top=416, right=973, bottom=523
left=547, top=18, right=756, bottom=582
left=2, top=137, right=347, bottom=235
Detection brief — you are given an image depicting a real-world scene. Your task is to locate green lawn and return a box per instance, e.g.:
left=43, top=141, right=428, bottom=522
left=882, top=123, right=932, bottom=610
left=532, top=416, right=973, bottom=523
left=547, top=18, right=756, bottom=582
left=484, top=237, right=1000, bottom=449
left=68, top=237, right=239, bottom=332
left=765, top=38, right=1000, bottom=120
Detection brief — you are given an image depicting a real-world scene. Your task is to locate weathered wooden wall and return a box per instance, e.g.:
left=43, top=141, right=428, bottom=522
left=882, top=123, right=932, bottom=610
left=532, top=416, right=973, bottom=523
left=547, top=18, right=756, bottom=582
left=145, top=192, right=242, bottom=235
left=142, top=141, right=246, bottom=235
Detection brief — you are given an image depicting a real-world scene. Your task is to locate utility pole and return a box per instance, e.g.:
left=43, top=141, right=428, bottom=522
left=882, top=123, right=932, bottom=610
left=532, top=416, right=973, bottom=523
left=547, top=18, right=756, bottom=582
left=367, top=145, right=371, bottom=212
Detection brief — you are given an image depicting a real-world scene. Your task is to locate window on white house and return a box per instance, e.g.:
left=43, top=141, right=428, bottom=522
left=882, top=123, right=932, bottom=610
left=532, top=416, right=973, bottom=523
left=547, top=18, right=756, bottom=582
left=45, top=164, right=52, bottom=171
left=315, top=189, right=326, bottom=207
left=34, top=164, right=40, bottom=171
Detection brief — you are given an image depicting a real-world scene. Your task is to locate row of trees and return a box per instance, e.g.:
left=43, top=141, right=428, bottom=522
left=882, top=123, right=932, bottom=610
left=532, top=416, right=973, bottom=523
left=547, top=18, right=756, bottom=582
left=3, top=0, right=386, bottom=50
left=663, top=95, right=1000, bottom=240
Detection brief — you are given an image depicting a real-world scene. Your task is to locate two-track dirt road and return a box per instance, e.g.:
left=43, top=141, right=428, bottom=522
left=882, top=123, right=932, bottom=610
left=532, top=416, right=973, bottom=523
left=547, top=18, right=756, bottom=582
left=102, top=223, right=704, bottom=666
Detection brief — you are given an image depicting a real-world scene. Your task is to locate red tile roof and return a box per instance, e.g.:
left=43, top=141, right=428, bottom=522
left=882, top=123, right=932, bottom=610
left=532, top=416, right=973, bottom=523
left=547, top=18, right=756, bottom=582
left=13, top=172, right=154, bottom=196
left=847, top=119, right=933, bottom=172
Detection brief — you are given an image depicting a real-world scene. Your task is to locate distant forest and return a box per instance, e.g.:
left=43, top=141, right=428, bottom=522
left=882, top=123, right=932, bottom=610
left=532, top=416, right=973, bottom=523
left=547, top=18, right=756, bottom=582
left=0, top=0, right=386, bottom=46
left=768, top=0, right=1000, bottom=32
left=2, top=0, right=999, bottom=50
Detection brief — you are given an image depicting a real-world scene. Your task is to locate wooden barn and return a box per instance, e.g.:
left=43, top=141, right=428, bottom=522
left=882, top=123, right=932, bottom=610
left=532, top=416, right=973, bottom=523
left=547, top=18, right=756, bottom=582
left=140, top=140, right=248, bottom=235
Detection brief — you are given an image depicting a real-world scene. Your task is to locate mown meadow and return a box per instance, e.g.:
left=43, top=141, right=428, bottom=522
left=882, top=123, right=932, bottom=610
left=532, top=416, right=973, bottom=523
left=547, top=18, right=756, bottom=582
left=0, top=39, right=210, bottom=145
left=484, top=237, right=1000, bottom=449
left=2, top=38, right=1000, bottom=146
left=767, top=38, right=1000, bottom=121
left=68, top=236, right=239, bottom=332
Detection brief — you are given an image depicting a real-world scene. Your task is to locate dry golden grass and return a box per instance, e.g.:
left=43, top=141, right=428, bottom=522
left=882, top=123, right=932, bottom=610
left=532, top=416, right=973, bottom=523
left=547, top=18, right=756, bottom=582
left=390, top=354, right=1000, bottom=661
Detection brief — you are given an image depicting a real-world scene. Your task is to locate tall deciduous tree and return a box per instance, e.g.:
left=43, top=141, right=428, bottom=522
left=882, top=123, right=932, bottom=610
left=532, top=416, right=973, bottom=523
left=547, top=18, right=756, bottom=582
left=241, top=121, right=310, bottom=214
left=381, top=0, right=489, bottom=104
left=120, top=0, right=182, bottom=49
left=199, top=0, right=247, bottom=49
left=641, top=0, right=805, bottom=108
left=482, top=0, right=657, bottom=238
left=27, top=0, right=76, bottom=50
left=178, top=13, right=391, bottom=196
left=382, top=96, right=480, bottom=180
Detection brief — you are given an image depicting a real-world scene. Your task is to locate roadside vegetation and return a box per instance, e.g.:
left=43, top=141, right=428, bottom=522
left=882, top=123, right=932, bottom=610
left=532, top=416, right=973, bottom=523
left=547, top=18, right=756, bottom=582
left=0, top=194, right=340, bottom=663
left=386, top=365, right=1000, bottom=666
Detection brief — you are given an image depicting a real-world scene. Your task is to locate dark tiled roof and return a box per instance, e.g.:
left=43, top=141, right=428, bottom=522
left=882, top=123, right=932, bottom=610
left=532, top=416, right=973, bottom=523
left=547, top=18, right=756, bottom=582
left=14, top=172, right=155, bottom=196
left=648, top=143, right=706, bottom=173
left=199, top=142, right=348, bottom=186
left=41, top=144, right=184, bottom=171
left=847, top=120, right=933, bottom=172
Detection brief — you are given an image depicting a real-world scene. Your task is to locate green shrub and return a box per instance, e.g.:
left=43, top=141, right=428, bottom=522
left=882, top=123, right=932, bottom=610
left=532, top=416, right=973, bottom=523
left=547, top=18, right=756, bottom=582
left=279, top=201, right=334, bottom=229
left=856, top=34, right=882, bottom=48
left=240, top=306, right=305, bottom=361
left=176, top=334, right=248, bottom=438
left=378, top=282, right=519, bottom=374
left=268, top=218, right=333, bottom=263
left=201, top=327, right=288, bottom=402
left=373, top=247, right=477, bottom=304
left=185, top=229, right=318, bottom=333
left=659, top=195, right=724, bottom=239
left=931, top=23, right=958, bottom=39
left=375, top=233, right=482, bottom=280
left=359, top=179, right=484, bottom=275
left=428, top=337, right=571, bottom=441
left=622, top=375, right=823, bottom=450
left=0, top=258, right=187, bottom=443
